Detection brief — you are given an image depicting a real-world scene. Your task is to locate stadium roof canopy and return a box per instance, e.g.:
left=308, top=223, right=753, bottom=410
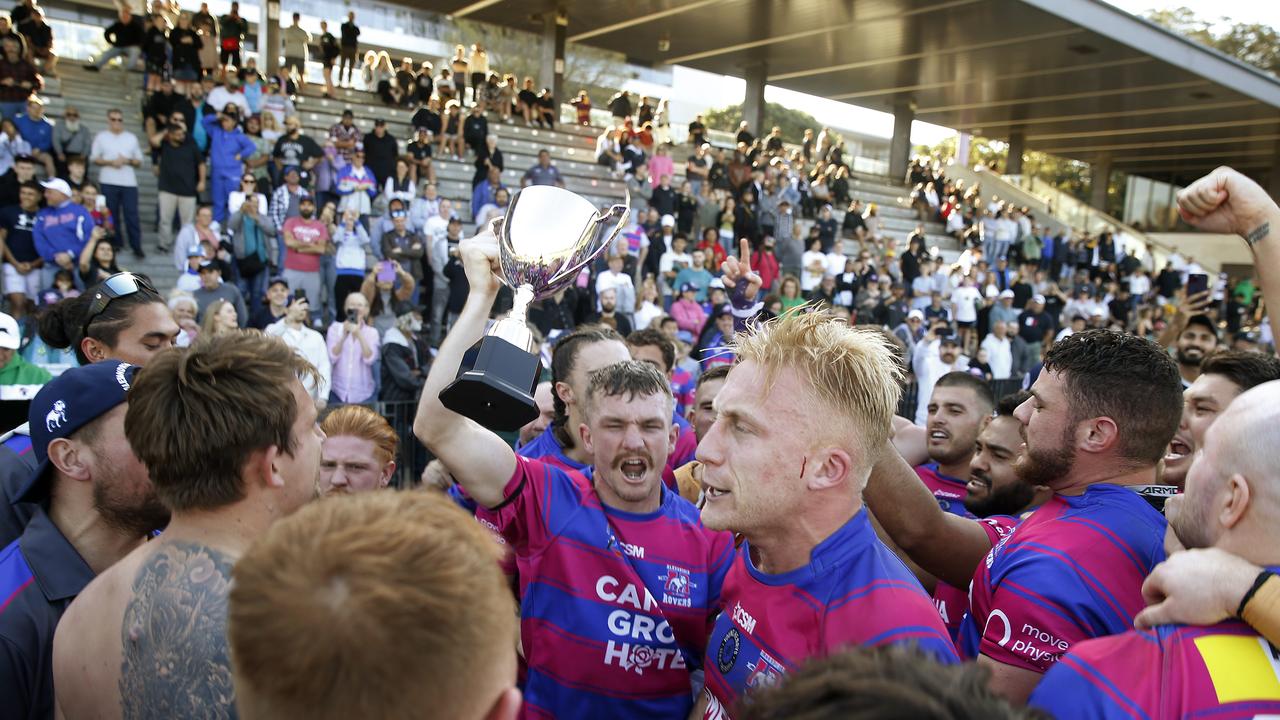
left=425, top=0, right=1280, bottom=187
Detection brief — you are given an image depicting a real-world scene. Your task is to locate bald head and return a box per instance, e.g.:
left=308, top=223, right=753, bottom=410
left=1174, top=380, right=1280, bottom=559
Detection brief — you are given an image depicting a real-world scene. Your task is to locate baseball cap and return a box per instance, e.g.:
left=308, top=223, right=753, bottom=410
left=186, top=244, right=206, bottom=258
left=18, top=361, right=139, bottom=503
left=660, top=214, right=675, bottom=228
left=1031, top=294, right=1046, bottom=304
left=0, top=312, right=19, bottom=349
left=282, top=165, right=301, bottom=177
left=1185, top=314, right=1219, bottom=337
left=1090, top=308, right=1106, bottom=318
left=940, top=336, right=959, bottom=347
left=1234, top=330, right=1259, bottom=344
left=984, top=286, right=999, bottom=299
left=907, top=309, right=924, bottom=321
left=268, top=276, right=289, bottom=290
left=680, top=282, right=696, bottom=294
left=39, top=178, right=71, bottom=197
left=998, top=289, right=1014, bottom=299
left=198, top=260, right=218, bottom=272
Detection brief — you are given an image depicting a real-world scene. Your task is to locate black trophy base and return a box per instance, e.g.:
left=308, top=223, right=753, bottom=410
left=439, top=335, right=541, bottom=431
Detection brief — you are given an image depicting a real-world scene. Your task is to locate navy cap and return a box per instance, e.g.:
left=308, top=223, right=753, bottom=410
left=19, top=361, right=139, bottom=503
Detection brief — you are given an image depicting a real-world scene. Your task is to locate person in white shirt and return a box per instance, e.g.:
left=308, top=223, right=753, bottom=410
left=949, top=277, right=982, bottom=352
left=911, top=326, right=969, bottom=425
left=1128, top=268, right=1151, bottom=301
left=266, top=293, right=332, bottom=408
left=825, top=239, right=848, bottom=278
left=207, top=76, right=251, bottom=117
left=801, top=237, right=826, bottom=292
left=979, top=320, right=1014, bottom=380
left=423, top=197, right=452, bottom=248
left=90, top=108, right=145, bottom=258
left=409, top=183, right=442, bottom=232
left=658, top=233, right=692, bottom=303
left=594, top=253, right=636, bottom=321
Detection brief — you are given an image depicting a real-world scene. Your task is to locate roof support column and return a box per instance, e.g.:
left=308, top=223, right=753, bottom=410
left=742, top=63, right=766, bottom=138
left=540, top=7, right=567, bottom=108
left=260, top=0, right=281, bottom=75
left=1006, top=131, right=1025, bottom=176
left=890, top=101, right=914, bottom=184
left=1090, top=154, right=1112, bottom=212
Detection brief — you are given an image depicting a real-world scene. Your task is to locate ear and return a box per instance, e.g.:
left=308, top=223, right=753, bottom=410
left=258, top=444, right=283, bottom=489
left=667, top=422, right=679, bottom=458
left=554, top=380, right=573, bottom=408
left=46, top=438, right=92, bottom=483
left=1219, top=473, right=1251, bottom=530
left=379, top=461, right=396, bottom=489
left=1077, top=416, right=1119, bottom=454
left=80, top=336, right=110, bottom=363
left=805, top=447, right=853, bottom=492
left=485, top=688, right=523, bottom=720
left=578, top=421, right=594, bottom=456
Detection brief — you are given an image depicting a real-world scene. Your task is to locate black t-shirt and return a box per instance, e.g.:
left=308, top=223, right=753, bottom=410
left=411, top=107, right=441, bottom=134
left=340, top=21, right=359, bottom=48
left=143, top=26, right=168, bottom=64
left=462, top=114, right=488, bottom=141
left=363, top=132, right=399, bottom=186
left=688, top=120, right=705, bottom=144
left=0, top=203, right=38, bottom=261
left=396, top=69, right=416, bottom=94
left=407, top=140, right=432, bottom=161
left=415, top=73, right=433, bottom=100
left=320, top=31, right=340, bottom=61
left=145, top=92, right=191, bottom=123
left=736, top=130, right=755, bottom=145
left=168, top=27, right=201, bottom=70
left=1017, top=310, right=1054, bottom=343
left=272, top=132, right=322, bottom=166
left=157, top=137, right=203, bottom=196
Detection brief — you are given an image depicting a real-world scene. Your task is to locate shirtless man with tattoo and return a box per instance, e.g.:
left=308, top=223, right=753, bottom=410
left=51, top=332, right=323, bottom=720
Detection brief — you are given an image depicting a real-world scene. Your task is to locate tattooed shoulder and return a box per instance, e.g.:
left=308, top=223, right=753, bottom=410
left=119, top=541, right=239, bottom=720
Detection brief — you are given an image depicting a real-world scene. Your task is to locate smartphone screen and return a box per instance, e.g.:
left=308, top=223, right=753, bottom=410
left=1186, top=273, right=1209, bottom=298
left=377, top=261, right=396, bottom=282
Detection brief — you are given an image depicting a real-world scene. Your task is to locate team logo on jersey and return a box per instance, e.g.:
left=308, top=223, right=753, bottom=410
left=745, top=650, right=786, bottom=690
left=660, top=564, right=694, bottom=607
left=717, top=627, right=741, bottom=674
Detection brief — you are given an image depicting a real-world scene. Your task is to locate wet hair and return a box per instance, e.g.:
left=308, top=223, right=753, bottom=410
left=1200, top=349, right=1280, bottom=392
left=549, top=325, right=624, bottom=448
left=36, top=279, right=166, bottom=364
left=1042, top=329, right=1182, bottom=464
left=582, top=360, right=673, bottom=421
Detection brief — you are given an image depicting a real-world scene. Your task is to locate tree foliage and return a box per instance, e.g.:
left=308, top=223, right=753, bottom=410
left=702, top=101, right=821, bottom=144
left=1145, top=7, right=1279, bottom=76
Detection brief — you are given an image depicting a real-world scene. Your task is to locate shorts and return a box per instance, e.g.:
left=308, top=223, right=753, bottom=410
left=172, top=66, right=199, bottom=82
left=957, top=320, right=975, bottom=329
left=3, top=262, right=43, bottom=298
left=284, top=56, right=305, bottom=73
left=219, top=47, right=241, bottom=66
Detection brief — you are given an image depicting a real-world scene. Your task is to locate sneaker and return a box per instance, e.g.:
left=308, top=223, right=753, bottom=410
left=132, top=248, right=146, bottom=260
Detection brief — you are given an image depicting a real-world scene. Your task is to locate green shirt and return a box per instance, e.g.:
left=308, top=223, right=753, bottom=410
left=0, top=353, right=52, bottom=400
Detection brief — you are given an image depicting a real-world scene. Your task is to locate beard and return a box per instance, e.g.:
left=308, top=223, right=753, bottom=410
left=1014, top=427, right=1076, bottom=489
left=1175, top=346, right=1204, bottom=366
left=964, top=469, right=1036, bottom=518
left=93, top=470, right=171, bottom=537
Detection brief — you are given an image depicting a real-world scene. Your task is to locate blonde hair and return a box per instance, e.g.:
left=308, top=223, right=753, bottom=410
left=229, top=491, right=515, bottom=720
left=200, top=299, right=236, bottom=336
left=734, top=310, right=902, bottom=454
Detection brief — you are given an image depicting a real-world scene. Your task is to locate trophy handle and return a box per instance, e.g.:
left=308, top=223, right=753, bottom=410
left=547, top=190, right=632, bottom=287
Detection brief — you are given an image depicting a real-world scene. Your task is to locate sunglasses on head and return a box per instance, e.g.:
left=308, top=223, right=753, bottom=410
left=81, top=272, right=156, bottom=340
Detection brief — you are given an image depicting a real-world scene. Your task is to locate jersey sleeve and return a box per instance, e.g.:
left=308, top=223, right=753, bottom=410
left=977, top=549, right=1118, bottom=673
left=486, top=455, right=582, bottom=557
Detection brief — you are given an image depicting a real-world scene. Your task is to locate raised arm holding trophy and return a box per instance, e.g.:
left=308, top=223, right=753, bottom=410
left=438, top=185, right=629, bottom=430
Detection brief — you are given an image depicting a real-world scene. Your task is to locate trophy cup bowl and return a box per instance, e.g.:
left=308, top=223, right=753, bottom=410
left=439, top=185, right=630, bottom=431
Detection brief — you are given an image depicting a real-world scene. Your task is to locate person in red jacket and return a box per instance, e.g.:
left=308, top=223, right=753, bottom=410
left=751, top=236, right=781, bottom=293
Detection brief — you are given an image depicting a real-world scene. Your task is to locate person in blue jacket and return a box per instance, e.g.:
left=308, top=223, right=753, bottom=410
left=202, top=105, right=257, bottom=223
left=32, top=178, right=93, bottom=289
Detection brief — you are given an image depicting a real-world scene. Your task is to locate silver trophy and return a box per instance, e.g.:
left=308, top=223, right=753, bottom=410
left=439, top=185, right=629, bottom=431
